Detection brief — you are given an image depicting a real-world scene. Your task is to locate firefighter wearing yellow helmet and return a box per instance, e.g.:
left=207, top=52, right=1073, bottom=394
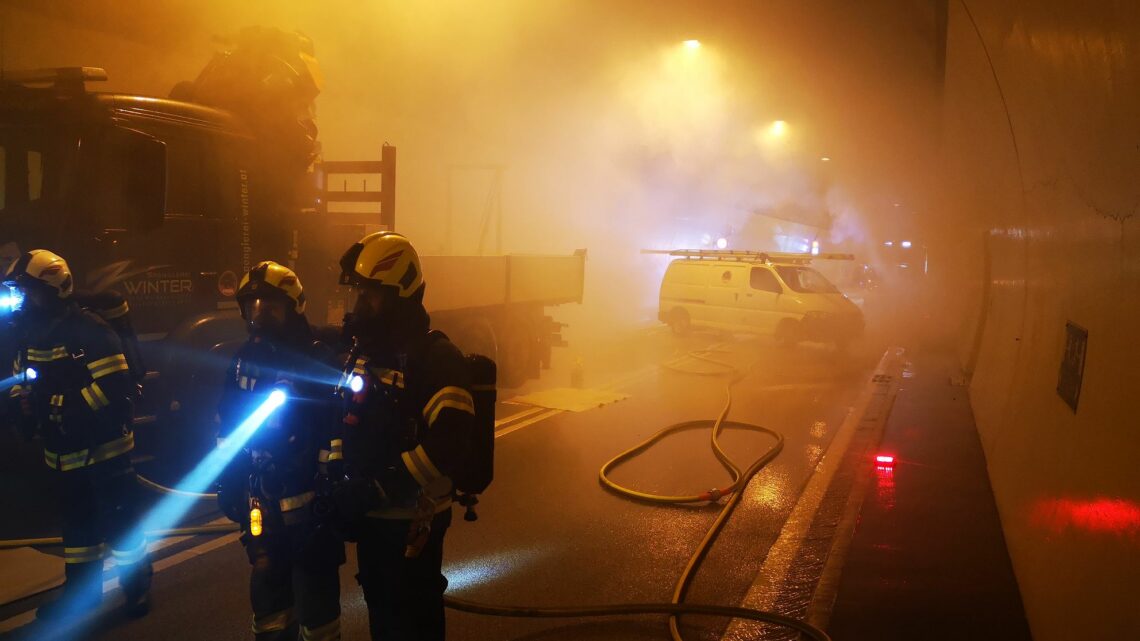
left=236, top=260, right=308, bottom=338
left=217, top=260, right=344, bottom=641
left=334, top=232, right=477, bottom=640
left=3, top=249, right=153, bottom=619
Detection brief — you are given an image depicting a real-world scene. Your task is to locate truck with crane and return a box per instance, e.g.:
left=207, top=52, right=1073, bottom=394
left=0, top=39, right=584, bottom=458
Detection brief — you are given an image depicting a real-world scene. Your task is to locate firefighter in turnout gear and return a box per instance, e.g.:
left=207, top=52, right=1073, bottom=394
left=216, top=261, right=344, bottom=641
left=335, top=232, right=477, bottom=641
left=3, top=250, right=152, bottom=619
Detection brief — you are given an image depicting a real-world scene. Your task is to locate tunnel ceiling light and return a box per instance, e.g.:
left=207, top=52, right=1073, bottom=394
left=820, top=156, right=831, bottom=162
left=683, top=39, right=701, bottom=49
left=716, top=237, right=728, bottom=249
left=884, top=241, right=894, bottom=246
left=769, top=120, right=788, bottom=137
left=901, top=240, right=912, bottom=248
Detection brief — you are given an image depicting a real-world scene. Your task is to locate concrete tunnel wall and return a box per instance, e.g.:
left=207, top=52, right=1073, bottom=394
left=941, top=2, right=1140, bottom=639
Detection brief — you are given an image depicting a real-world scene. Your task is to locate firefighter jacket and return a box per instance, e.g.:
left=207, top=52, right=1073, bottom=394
left=216, top=330, right=338, bottom=531
left=339, top=331, right=477, bottom=520
left=72, top=290, right=145, bottom=383
left=8, top=305, right=136, bottom=472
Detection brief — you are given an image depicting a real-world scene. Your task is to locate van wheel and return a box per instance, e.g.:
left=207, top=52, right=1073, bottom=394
left=775, top=319, right=800, bottom=347
left=668, top=309, right=691, bottom=336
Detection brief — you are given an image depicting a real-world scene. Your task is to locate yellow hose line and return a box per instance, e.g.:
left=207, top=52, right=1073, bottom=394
left=0, top=523, right=239, bottom=549
left=598, top=344, right=788, bottom=641
left=137, top=473, right=217, bottom=499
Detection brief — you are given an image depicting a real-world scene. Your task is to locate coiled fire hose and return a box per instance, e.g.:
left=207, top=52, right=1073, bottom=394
left=444, top=346, right=831, bottom=641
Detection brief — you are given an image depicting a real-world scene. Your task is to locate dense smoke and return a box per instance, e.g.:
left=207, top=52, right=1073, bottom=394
left=1, top=0, right=944, bottom=341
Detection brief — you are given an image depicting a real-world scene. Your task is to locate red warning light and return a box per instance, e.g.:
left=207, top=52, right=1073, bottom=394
left=875, top=455, right=895, bottom=465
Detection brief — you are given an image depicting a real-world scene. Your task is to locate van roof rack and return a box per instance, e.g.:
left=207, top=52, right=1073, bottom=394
left=1, top=67, right=108, bottom=92
left=640, top=248, right=854, bottom=264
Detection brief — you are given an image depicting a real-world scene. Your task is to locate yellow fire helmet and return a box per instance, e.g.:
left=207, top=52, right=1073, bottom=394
left=338, top=231, right=425, bottom=299
left=3, top=249, right=74, bottom=298
left=236, top=261, right=306, bottom=316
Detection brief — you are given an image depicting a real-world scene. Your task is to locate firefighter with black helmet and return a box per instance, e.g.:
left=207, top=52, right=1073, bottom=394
left=3, top=249, right=152, bottom=619
left=334, top=231, right=477, bottom=641
left=215, top=261, right=344, bottom=641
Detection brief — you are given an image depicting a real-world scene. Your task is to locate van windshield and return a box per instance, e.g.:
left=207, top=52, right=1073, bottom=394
left=774, top=265, right=840, bottom=294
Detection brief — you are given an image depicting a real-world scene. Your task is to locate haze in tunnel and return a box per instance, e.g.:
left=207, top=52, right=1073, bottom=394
left=0, top=0, right=944, bottom=340
left=4, top=2, right=1135, bottom=638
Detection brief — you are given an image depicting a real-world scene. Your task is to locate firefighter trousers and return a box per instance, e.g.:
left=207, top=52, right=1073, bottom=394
left=243, top=521, right=344, bottom=641
left=57, top=453, right=151, bottom=605
left=356, top=509, right=451, bottom=641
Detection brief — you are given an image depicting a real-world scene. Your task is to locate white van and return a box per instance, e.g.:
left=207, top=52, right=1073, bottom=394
left=656, top=250, right=864, bottom=346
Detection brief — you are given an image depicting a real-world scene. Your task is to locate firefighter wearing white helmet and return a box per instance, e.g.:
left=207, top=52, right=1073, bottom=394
left=3, top=249, right=153, bottom=619
left=334, top=232, right=477, bottom=641
left=216, top=260, right=344, bottom=641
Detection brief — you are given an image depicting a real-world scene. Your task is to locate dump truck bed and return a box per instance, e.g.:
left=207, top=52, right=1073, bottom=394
left=421, top=251, right=585, bottom=312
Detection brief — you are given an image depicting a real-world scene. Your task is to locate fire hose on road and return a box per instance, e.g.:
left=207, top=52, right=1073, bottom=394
left=0, top=347, right=830, bottom=640
left=445, top=346, right=830, bottom=641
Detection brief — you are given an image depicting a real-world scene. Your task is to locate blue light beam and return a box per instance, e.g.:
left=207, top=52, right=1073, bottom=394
left=28, top=391, right=286, bottom=639
left=0, top=368, right=37, bottom=392
left=134, top=388, right=287, bottom=536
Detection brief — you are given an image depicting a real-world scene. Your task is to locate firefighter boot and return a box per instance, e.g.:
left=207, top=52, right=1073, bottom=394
left=36, top=560, right=103, bottom=621
left=119, top=555, right=153, bottom=618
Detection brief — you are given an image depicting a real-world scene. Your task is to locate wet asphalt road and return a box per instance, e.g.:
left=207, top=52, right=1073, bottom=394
left=1, top=325, right=878, bottom=641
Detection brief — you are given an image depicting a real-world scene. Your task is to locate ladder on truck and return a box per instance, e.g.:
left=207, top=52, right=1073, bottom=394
left=640, top=248, right=854, bottom=264
left=314, top=143, right=397, bottom=232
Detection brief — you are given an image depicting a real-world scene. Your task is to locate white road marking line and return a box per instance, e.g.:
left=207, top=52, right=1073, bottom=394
left=102, top=517, right=232, bottom=570
left=494, top=405, right=546, bottom=428
left=0, top=527, right=240, bottom=633
left=495, top=409, right=563, bottom=439
left=491, top=340, right=743, bottom=439
left=722, top=348, right=903, bottom=640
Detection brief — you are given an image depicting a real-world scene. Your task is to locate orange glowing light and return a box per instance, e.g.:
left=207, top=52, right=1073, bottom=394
left=683, top=39, right=701, bottom=50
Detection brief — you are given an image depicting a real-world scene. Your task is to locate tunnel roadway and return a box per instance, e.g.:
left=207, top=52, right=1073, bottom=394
left=0, top=326, right=885, bottom=641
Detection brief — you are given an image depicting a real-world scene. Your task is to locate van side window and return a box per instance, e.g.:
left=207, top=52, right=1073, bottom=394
left=750, top=267, right=782, bottom=293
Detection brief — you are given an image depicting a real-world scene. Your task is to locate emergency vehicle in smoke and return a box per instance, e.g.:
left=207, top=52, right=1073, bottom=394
left=649, top=248, right=864, bottom=347
left=0, top=61, right=584, bottom=459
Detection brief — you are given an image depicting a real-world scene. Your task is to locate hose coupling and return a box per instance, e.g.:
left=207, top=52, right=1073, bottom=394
left=701, top=487, right=724, bottom=502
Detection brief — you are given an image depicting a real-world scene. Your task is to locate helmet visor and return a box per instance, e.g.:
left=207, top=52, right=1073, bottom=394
left=338, top=243, right=365, bottom=286
left=241, top=297, right=289, bottom=333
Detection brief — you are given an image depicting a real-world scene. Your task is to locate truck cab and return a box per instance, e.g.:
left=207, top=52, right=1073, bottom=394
left=0, top=68, right=300, bottom=459
left=1, top=68, right=255, bottom=334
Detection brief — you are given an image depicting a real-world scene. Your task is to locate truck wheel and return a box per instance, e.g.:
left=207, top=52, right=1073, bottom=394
left=668, top=308, right=691, bottom=336
left=775, top=319, right=800, bottom=347
left=499, top=315, right=538, bottom=389
left=454, top=317, right=500, bottom=364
